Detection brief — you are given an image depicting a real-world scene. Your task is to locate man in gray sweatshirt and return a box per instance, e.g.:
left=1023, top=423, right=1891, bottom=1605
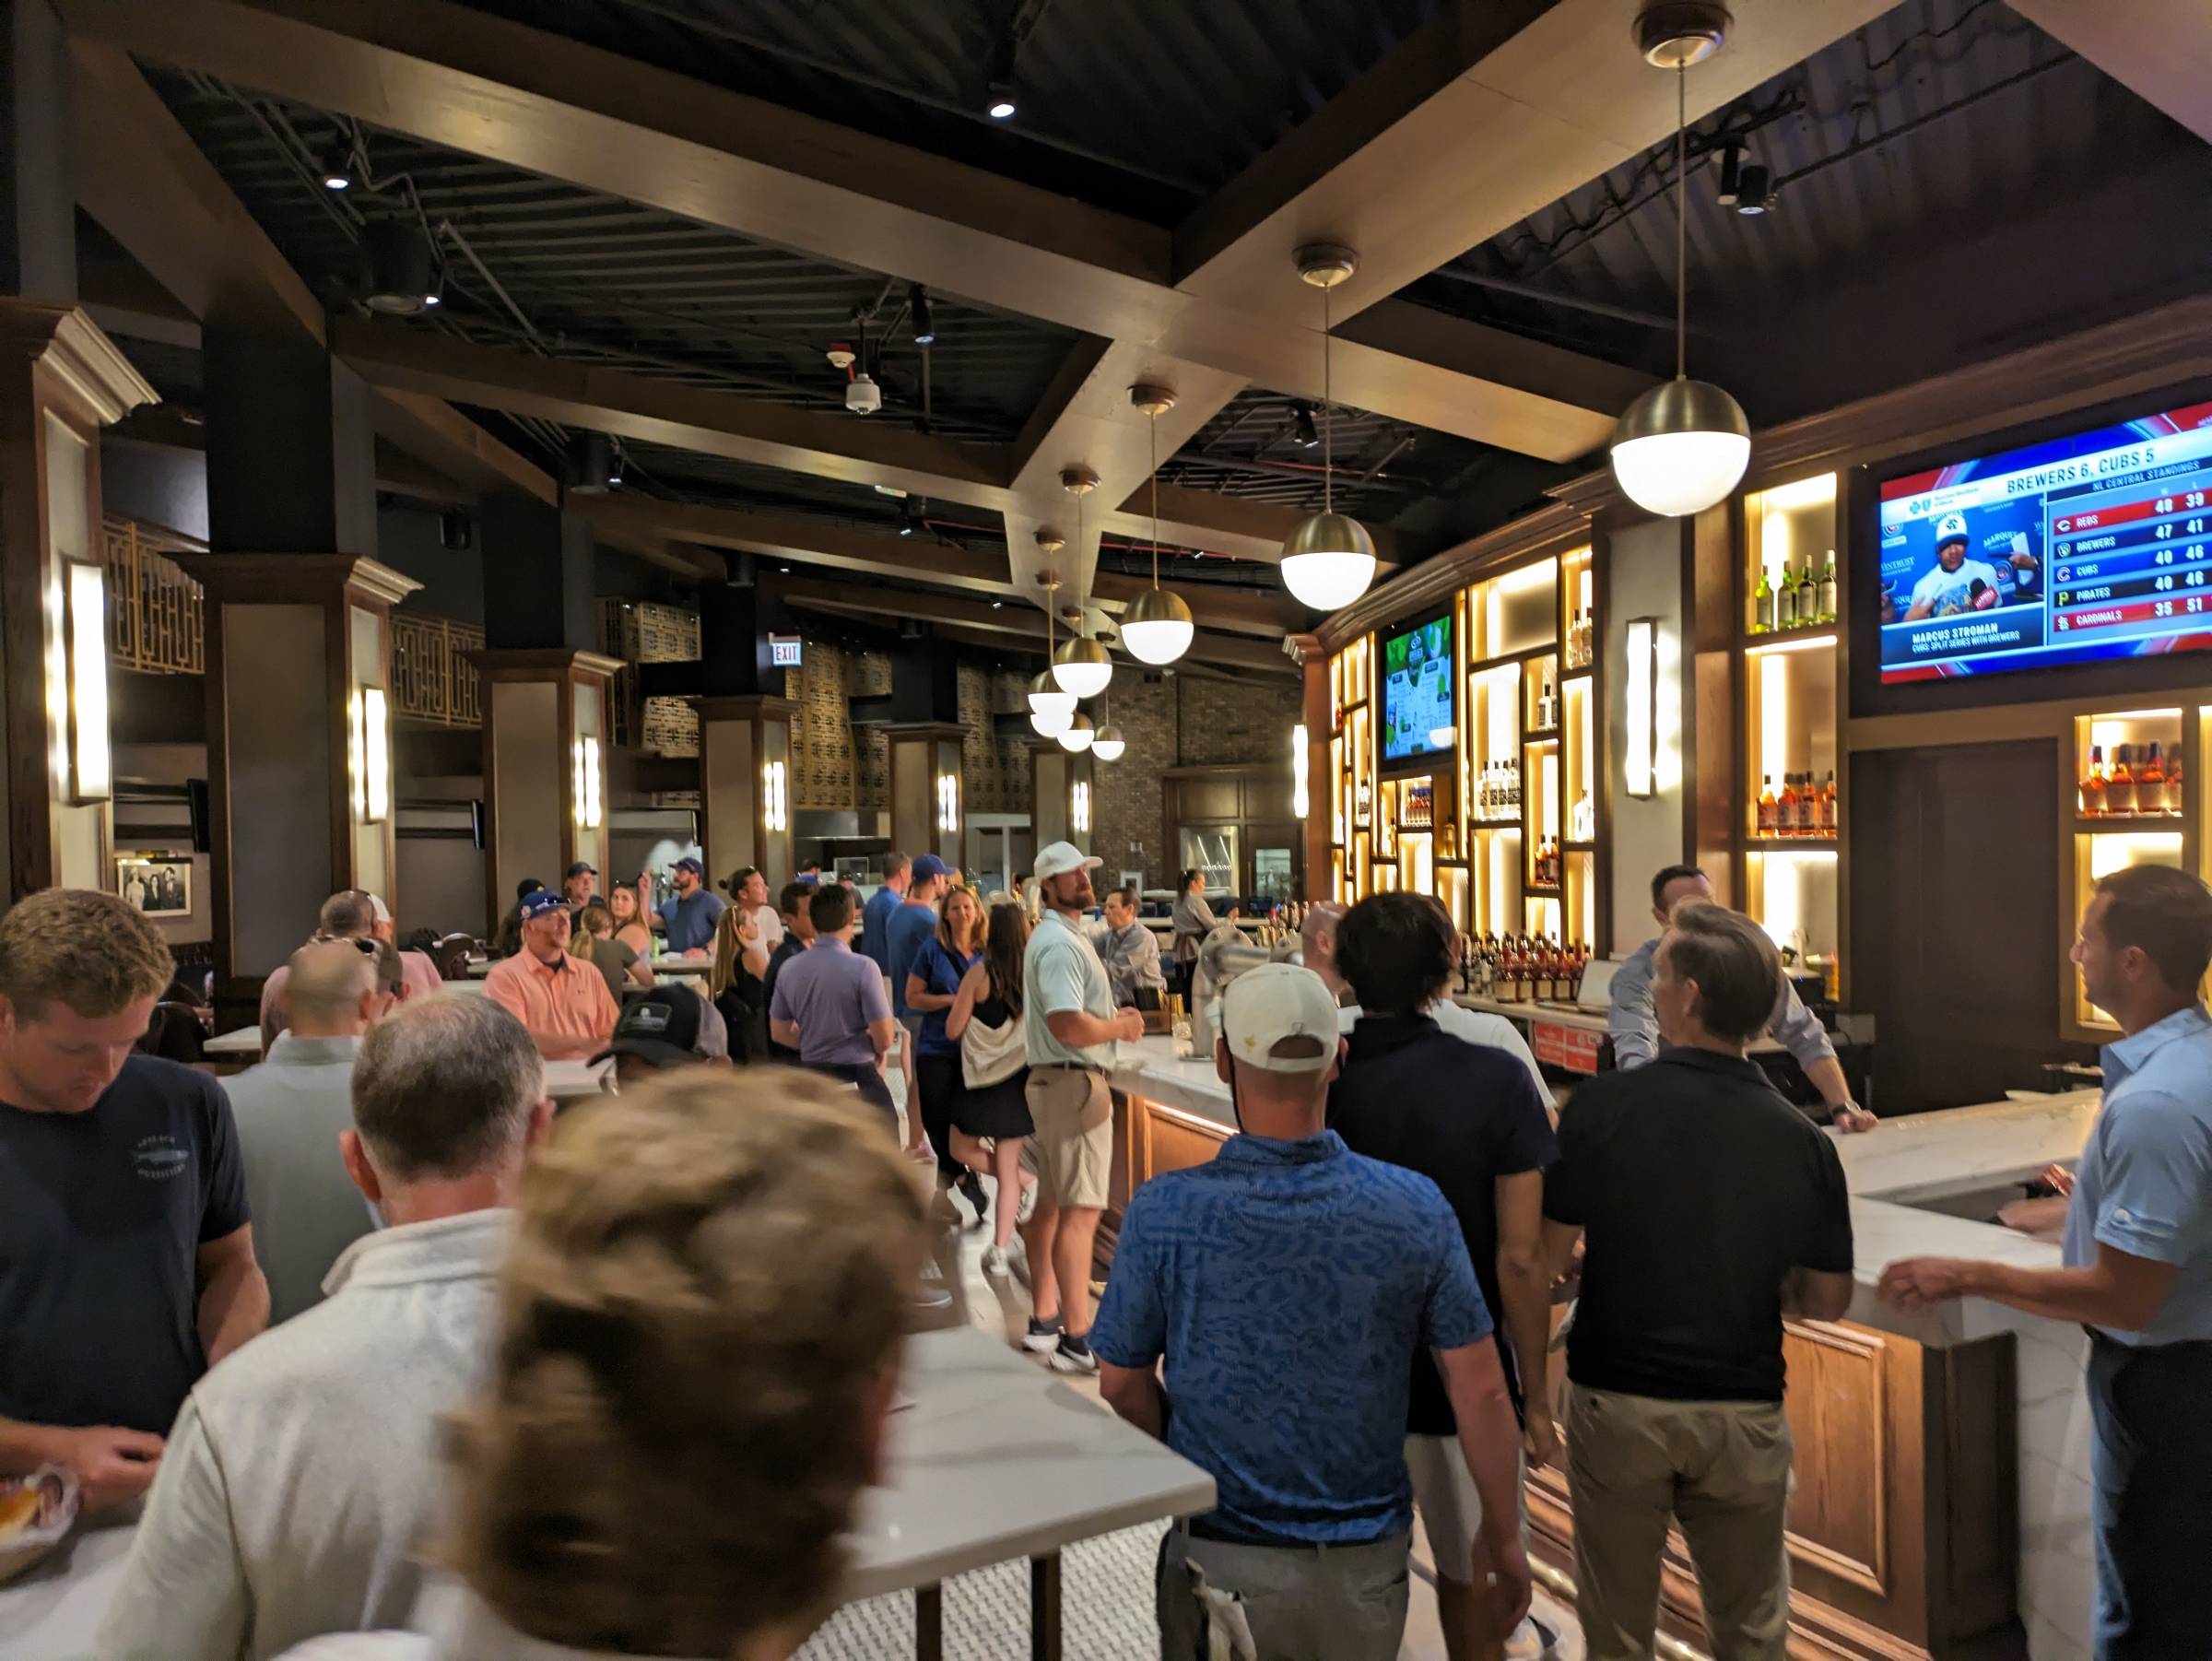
left=100, top=995, right=555, bottom=1661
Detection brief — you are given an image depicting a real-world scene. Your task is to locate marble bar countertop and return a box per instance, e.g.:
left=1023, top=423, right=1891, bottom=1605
left=1109, top=1036, right=2100, bottom=1348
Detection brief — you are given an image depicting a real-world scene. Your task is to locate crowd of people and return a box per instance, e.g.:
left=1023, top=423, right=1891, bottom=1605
left=0, top=838, right=2206, bottom=1660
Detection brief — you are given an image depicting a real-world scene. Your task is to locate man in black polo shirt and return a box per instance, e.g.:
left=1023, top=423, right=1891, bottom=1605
left=1543, top=901, right=1853, bottom=1661
left=1327, top=892, right=1557, bottom=1661
left=0, top=889, right=268, bottom=1512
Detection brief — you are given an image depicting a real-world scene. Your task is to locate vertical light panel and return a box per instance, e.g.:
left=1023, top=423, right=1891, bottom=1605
left=1291, top=723, right=1310, bottom=819
left=1760, top=653, right=1788, bottom=794
left=1625, top=617, right=1656, bottom=798
left=936, top=772, right=960, bottom=834
left=1071, top=779, right=1091, bottom=834
left=570, top=734, right=602, bottom=830
left=347, top=689, right=367, bottom=820
left=762, top=759, right=788, bottom=832
left=363, top=687, right=390, bottom=822
left=65, top=561, right=111, bottom=802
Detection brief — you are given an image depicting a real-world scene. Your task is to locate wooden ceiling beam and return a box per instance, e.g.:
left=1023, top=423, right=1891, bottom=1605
left=369, top=388, right=558, bottom=508
left=1174, top=0, right=1901, bottom=324
left=573, top=497, right=1020, bottom=597
left=2003, top=0, right=2212, bottom=143
left=61, top=0, right=1641, bottom=460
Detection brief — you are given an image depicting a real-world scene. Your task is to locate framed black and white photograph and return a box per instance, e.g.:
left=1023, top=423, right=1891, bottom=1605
left=117, top=854, right=193, bottom=919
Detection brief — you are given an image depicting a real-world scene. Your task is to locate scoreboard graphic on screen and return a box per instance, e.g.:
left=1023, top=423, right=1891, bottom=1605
left=1877, top=402, right=2212, bottom=684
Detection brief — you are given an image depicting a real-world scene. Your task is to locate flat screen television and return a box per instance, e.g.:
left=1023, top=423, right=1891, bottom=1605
left=1875, top=397, right=2212, bottom=685
left=1380, top=610, right=1455, bottom=772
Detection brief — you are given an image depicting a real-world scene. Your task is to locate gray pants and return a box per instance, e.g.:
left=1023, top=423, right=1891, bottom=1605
left=1156, top=1526, right=1410, bottom=1661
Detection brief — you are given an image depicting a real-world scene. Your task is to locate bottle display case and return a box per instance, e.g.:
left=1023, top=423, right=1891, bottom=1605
left=2067, top=705, right=2198, bottom=1037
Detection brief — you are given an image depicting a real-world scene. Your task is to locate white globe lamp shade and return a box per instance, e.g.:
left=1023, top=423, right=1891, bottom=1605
left=1608, top=377, right=1751, bottom=519
left=1030, top=700, right=1074, bottom=738
left=1120, top=586, right=1194, bottom=666
left=1279, top=511, right=1378, bottom=611
left=1055, top=711, right=1095, bottom=753
left=1090, top=724, right=1126, bottom=761
left=1051, top=635, right=1113, bottom=699
left=1028, top=669, right=1076, bottom=719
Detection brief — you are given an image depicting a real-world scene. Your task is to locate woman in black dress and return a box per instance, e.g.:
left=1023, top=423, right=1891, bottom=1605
left=946, top=901, right=1037, bottom=1275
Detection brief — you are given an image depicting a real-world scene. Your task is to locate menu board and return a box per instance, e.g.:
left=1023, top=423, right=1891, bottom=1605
left=1382, top=613, right=1454, bottom=766
left=1877, top=401, right=2212, bottom=683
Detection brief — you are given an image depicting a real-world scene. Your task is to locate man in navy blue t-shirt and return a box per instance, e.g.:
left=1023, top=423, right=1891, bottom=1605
left=0, top=889, right=267, bottom=1513
left=648, top=856, right=725, bottom=955
left=1095, top=963, right=1530, bottom=1661
left=860, top=852, right=911, bottom=972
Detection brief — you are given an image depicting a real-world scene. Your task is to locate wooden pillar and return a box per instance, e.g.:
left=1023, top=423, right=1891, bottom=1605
left=180, top=555, right=419, bottom=988
left=696, top=693, right=796, bottom=889
left=476, top=648, right=622, bottom=925
left=1030, top=741, right=1095, bottom=854
left=885, top=720, right=969, bottom=866
left=0, top=302, right=155, bottom=898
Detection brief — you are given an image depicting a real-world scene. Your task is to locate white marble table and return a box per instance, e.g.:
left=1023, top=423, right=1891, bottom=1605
left=202, top=1025, right=261, bottom=1057
left=0, top=1510, right=134, bottom=1660
left=848, top=1325, right=1214, bottom=1657
left=542, top=1058, right=614, bottom=1101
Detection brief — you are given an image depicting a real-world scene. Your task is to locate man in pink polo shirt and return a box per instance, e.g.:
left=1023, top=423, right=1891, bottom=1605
left=484, top=890, right=618, bottom=1060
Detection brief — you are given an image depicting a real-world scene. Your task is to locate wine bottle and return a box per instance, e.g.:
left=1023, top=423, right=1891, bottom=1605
left=1777, top=562, right=1799, bottom=630
left=1818, top=552, right=1839, bottom=624
left=1797, top=562, right=1818, bottom=628
left=1753, top=568, right=1773, bottom=634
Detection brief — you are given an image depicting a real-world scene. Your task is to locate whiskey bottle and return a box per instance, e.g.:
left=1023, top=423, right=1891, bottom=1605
left=2142, top=743, right=2168, bottom=818
left=1779, top=774, right=1800, bottom=837
left=2166, top=750, right=2185, bottom=815
left=1759, top=776, right=1779, bottom=836
left=2108, top=745, right=2137, bottom=815
left=2080, top=745, right=2107, bottom=817
left=1819, top=770, right=1838, bottom=835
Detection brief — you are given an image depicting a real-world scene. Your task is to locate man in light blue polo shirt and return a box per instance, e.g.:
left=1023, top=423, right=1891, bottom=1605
left=1095, top=963, right=1531, bottom=1660
left=1019, top=841, right=1142, bottom=1373
left=1883, top=864, right=2212, bottom=1656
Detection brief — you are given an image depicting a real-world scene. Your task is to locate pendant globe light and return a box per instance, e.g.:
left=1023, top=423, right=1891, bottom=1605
left=1608, top=3, right=1750, bottom=519
left=1121, top=383, right=1195, bottom=666
left=1055, top=710, right=1095, bottom=753
left=1278, top=243, right=1377, bottom=612
left=1050, top=467, right=1114, bottom=698
left=1090, top=684, right=1125, bottom=760
left=1027, top=546, right=1077, bottom=736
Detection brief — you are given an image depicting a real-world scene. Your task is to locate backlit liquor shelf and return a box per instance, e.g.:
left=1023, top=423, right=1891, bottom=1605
left=1326, top=546, right=1598, bottom=960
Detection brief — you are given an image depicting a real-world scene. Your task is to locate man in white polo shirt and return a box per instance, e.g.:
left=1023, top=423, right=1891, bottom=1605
left=1020, top=841, right=1144, bottom=1374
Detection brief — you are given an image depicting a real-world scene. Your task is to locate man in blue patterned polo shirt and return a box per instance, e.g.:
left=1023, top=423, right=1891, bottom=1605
left=1094, top=963, right=1531, bottom=1661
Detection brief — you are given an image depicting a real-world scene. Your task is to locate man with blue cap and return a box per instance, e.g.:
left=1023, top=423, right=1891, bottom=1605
left=643, top=855, right=724, bottom=956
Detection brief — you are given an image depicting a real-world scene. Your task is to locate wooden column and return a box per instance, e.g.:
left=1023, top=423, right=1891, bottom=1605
left=178, top=554, right=418, bottom=989
left=0, top=302, right=155, bottom=898
left=476, top=648, right=621, bottom=925
left=1030, top=740, right=1095, bottom=854
left=885, top=720, right=969, bottom=866
left=696, top=692, right=797, bottom=889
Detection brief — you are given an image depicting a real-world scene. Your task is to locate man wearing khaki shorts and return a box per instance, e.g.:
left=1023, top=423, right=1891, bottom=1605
left=1019, top=841, right=1144, bottom=1376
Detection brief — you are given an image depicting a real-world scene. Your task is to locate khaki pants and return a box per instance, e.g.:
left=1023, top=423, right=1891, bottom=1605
left=1566, top=1384, right=1794, bottom=1661
left=1024, top=1065, right=1112, bottom=1209
left=1156, top=1526, right=1411, bottom=1661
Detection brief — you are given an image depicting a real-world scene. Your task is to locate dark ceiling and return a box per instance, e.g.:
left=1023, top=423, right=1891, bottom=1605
left=101, top=0, right=2212, bottom=574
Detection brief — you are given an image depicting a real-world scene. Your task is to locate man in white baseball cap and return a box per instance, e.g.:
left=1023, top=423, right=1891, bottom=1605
left=1093, top=961, right=1533, bottom=1660
left=1903, top=511, right=2000, bottom=620
left=1018, top=840, right=1143, bottom=1372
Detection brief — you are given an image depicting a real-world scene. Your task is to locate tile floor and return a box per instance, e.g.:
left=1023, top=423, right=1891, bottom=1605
left=869, top=1067, right=1587, bottom=1660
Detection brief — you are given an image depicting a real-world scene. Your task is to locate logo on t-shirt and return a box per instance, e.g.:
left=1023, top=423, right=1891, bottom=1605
left=132, top=1135, right=190, bottom=1181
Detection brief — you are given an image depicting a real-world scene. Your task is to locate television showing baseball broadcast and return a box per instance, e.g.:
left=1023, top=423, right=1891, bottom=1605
left=1876, top=400, right=2212, bottom=684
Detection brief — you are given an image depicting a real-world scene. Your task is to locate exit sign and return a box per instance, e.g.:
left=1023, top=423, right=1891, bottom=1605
left=768, top=634, right=803, bottom=666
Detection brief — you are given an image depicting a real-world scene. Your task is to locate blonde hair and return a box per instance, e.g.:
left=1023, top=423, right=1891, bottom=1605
left=0, top=888, right=173, bottom=1019
left=444, top=1068, right=927, bottom=1654
left=571, top=903, right=614, bottom=958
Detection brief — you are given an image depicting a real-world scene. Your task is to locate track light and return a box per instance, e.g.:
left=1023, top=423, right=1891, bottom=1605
left=362, top=217, right=441, bottom=316
left=1734, top=163, right=1773, bottom=216
left=565, top=432, right=615, bottom=497
left=319, top=143, right=353, bottom=192
left=1290, top=401, right=1321, bottom=450
left=984, top=32, right=1018, bottom=118
left=909, top=285, right=935, bottom=347
left=900, top=495, right=925, bottom=537
left=604, top=442, right=624, bottom=490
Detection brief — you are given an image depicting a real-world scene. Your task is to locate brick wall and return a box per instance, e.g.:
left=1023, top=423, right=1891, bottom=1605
left=787, top=645, right=854, bottom=811
left=958, top=662, right=1032, bottom=815
left=790, top=646, right=1030, bottom=816
left=1091, top=672, right=1301, bottom=886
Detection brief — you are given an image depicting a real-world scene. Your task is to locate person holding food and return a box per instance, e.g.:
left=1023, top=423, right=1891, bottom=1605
left=0, top=889, right=268, bottom=1514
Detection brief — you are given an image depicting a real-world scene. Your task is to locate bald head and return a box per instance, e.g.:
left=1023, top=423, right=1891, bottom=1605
left=1300, top=901, right=1348, bottom=995
left=286, top=939, right=382, bottom=1037
left=317, top=889, right=377, bottom=939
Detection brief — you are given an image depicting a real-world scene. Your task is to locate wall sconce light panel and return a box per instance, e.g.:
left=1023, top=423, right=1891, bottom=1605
left=763, top=759, right=789, bottom=832
left=1071, top=779, right=1092, bottom=835
left=64, top=561, right=111, bottom=803
left=936, top=771, right=960, bottom=834
left=363, top=687, right=391, bottom=823
left=1292, top=723, right=1310, bottom=819
left=1625, top=617, right=1657, bottom=799
left=571, top=735, right=603, bottom=830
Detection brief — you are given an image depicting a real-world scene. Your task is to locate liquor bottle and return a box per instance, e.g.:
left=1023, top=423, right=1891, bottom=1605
left=1797, top=562, right=1818, bottom=629
left=1753, top=568, right=1773, bottom=634
left=1818, top=552, right=1839, bottom=624
left=2080, top=745, right=2107, bottom=817
left=1819, top=771, right=1838, bottom=835
left=2108, top=744, right=2137, bottom=815
left=1759, top=776, right=1779, bottom=835
left=2166, top=750, right=2184, bottom=815
left=1779, top=774, right=1800, bottom=837
left=2142, top=743, right=2167, bottom=818
left=1777, top=562, right=1799, bottom=630
left=1536, top=661, right=1558, bottom=730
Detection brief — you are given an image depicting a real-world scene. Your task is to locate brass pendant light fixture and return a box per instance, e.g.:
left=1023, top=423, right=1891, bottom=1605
left=1120, top=383, right=1195, bottom=666
left=1608, top=1, right=1750, bottom=518
left=1050, top=466, right=1113, bottom=699
left=1278, top=242, right=1378, bottom=612
left=1028, top=534, right=1077, bottom=736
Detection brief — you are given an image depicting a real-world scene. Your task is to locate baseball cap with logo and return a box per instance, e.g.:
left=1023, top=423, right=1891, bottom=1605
left=672, top=856, right=704, bottom=877
left=1218, top=963, right=1341, bottom=1074
left=911, top=854, right=952, bottom=883
left=1936, top=512, right=1970, bottom=548
left=1031, top=842, right=1102, bottom=883
left=595, top=985, right=707, bottom=1070
left=519, top=889, right=568, bottom=922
